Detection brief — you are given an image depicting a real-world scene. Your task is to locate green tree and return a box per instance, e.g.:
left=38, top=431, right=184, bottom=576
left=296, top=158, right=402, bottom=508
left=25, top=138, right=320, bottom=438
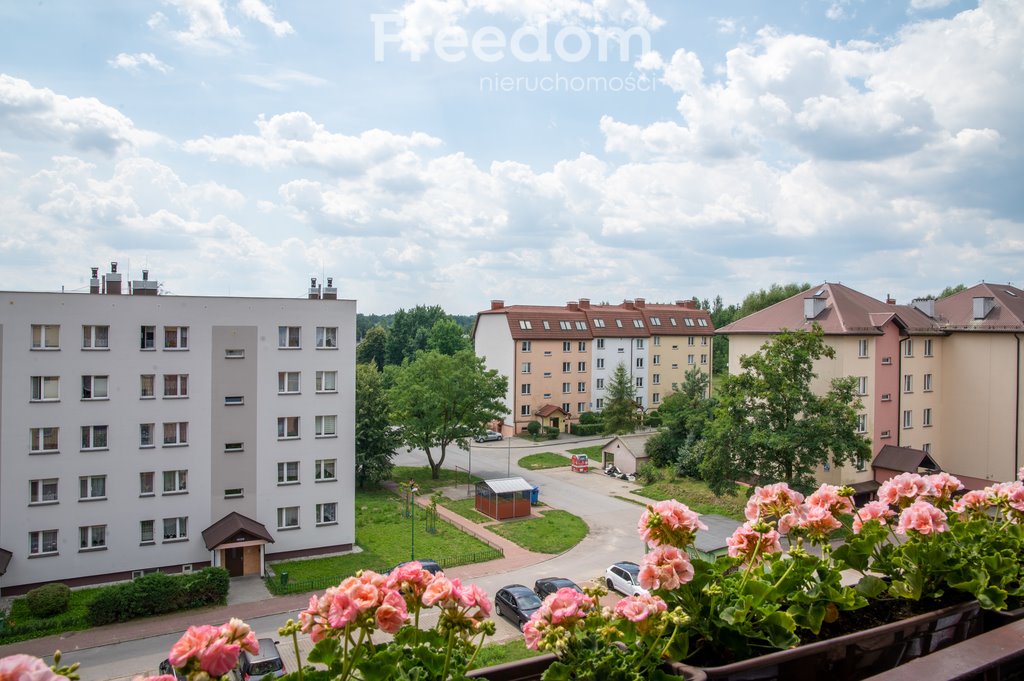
left=938, top=284, right=967, bottom=299
left=355, top=364, right=401, bottom=488
left=645, top=368, right=714, bottom=467
left=602, top=362, right=640, bottom=434
left=356, top=325, right=388, bottom=371
left=700, top=325, right=871, bottom=496
left=385, top=305, right=448, bottom=366
left=388, top=349, right=509, bottom=479
left=427, top=317, right=470, bottom=355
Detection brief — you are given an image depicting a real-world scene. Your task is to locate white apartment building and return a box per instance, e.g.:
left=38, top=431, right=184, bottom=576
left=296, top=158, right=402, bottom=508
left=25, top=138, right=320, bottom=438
left=0, top=266, right=355, bottom=594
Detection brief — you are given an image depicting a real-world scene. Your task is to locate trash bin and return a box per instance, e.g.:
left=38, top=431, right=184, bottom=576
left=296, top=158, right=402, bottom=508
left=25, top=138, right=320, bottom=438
left=530, top=486, right=540, bottom=505
left=280, top=571, right=289, bottom=586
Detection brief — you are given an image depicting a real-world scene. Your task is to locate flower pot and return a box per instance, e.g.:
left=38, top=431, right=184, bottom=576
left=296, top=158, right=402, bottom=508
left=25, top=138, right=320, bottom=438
left=468, top=652, right=708, bottom=681
left=670, top=600, right=982, bottom=681
left=982, top=601, right=1024, bottom=632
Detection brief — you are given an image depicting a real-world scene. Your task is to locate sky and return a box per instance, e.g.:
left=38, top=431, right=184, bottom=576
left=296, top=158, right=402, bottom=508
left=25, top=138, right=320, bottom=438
left=0, top=0, right=1020, bottom=314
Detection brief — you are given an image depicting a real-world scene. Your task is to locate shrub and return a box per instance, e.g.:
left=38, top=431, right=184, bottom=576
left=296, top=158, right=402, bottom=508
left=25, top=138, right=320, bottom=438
left=570, top=423, right=604, bottom=436
left=182, top=567, right=230, bottom=608
left=526, top=421, right=541, bottom=436
left=676, top=438, right=708, bottom=480
left=86, top=584, right=132, bottom=626
left=24, top=583, right=71, bottom=618
left=578, top=411, right=601, bottom=425
left=635, top=463, right=660, bottom=485
left=644, top=431, right=677, bottom=468
left=133, top=572, right=181, bottom=616
left=645, top=411, right=663, bottom=428
left=543, top=426, right=559, bottom=439
left=85, top=567, right=229, bottom=626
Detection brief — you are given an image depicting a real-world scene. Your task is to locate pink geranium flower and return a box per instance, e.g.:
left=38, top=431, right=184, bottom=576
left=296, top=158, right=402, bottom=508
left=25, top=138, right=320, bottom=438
left=923, top=473, right=964, bottom=505
left=726, top=522, right=782, bottom=563
left=878, top=473, right=928, bottom=508
left=168, top=624, right=219, bottom=667
left=375, top=589, right=409, bottom=634
left=198, top=637, right=241, bottom=677
left=0, top=654, right=64, bottom=681
left=639, top=545, right=695, bottom=591
left=806, top=484, right=854, bottom=516
left=328, top=588, right=359, bottom=629
left=614, top=593, right=667, bottom=623
left=422, top=575, right=455, bottom=606
left=744, top=483, right=804, bottom=521
left=896, top=499, right=949, bottom=535
left=951, top=490, right=989, bottom=516
left=797, top=505, right=843, bottom=539
left=852, top=500, right=896, bottom=533
left=638, top=499, right=708, bottom=548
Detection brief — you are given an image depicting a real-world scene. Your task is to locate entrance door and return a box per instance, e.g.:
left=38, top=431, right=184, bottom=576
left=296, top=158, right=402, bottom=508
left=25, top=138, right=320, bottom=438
left=551, top=417, right=559, bottom=430
left=224, top=547, right=244, bottom=577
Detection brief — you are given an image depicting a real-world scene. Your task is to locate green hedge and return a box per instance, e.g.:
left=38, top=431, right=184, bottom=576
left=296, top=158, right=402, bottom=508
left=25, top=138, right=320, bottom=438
left=86, top=567, right=229, bottom=626
left=25, top=583, right=70, bottom=618
left=570, top=423, right=604, bottom=436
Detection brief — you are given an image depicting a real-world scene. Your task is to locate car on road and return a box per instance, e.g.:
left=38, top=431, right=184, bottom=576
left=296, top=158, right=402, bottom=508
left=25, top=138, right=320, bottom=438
left=494, top=584, right=543, bottom=630
left=233, top=637, right=286, bottom=680
left=392, top=559, right=443, bottom=575
left=605, top=561, right=648, bottom=597
left=474, top=429, right=503, bottom=442
left=533, top=577, right=584, bottom=600
left=158, top=659, right=186, bottom=680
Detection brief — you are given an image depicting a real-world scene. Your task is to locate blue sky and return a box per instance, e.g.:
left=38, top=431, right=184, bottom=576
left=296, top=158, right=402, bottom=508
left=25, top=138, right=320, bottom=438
left=0, top=0, right=1019, bottom=312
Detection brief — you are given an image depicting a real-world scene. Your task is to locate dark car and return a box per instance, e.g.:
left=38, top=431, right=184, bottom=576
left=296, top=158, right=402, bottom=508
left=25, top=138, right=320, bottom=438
left=233, top=638, right=286, bottom=679
left=494, top=584, right=544, bottom=630
left=533, top=577, right=584, bottom=600
left=474, top=429, right=503, bottom=442
left=158, top=659, right=186, bottom=681
left=392, top=559, right=443, bottom=575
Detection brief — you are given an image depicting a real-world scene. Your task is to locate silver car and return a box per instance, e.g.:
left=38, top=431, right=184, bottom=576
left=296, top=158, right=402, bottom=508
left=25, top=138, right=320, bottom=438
left=474, top=429, right=503, bottom=442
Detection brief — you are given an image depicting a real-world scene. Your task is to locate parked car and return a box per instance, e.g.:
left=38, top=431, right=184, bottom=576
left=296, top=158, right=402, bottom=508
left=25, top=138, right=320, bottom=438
left=494, top=584, right=543, bottom=630
left=533, top=577, right=583, bottom=600
left=392, top=559, right=443, bottom=575
left=233, top=638, right=286, bottom=680
left=605, top=561, right=648, bottom=597
left=158, top=659, right=186, bottom=680
left=474, top=429, right=503, bottom=442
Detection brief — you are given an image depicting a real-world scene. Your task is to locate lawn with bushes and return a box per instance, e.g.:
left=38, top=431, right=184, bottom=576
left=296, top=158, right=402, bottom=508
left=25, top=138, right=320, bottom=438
left=518, top=451, right=572, bottom=470
left=631, top=467, right=746, bottom=521
left=488, top=510, right=588, bottom=554
left=439, top=496, right=492, bottom=524
left=567, top=445, right=605, bottom=460
left=392, top=465, right=482, bottom=493
left=472, top=638, right=544, bottom=668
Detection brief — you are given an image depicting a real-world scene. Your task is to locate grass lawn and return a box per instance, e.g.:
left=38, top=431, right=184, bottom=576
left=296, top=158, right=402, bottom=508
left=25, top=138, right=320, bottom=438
left=632, top=469, right=746, bottom=521
left=392, top=465, right=482, bottom=493
left=567, top=445, right=605, bottom=459
left=489, top=510, right=588, bottom=554
left=472, top=639, right=544, bottom=668
left=268, top=489, right=499, bottom=593
left=1, top=587, right=102, bottom=644
left=518, top=451, right=572, bottom=470
left=440, top=496, right=492, bottom=524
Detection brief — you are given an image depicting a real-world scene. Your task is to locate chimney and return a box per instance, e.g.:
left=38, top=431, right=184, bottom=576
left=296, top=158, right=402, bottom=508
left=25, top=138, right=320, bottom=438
left=622, top=299, right=635, bottom=310
left=308, top=277, right=321, bottom=300
left=911, top=298, right=935, bottom=318
left=634, top=297, right=646, bottom=308
left=89, top=267, right=100, bottom=294
left=804, top=297, right=827, bottom=320
left=675, top=300, right=696, bottom=309
left=131, top=268, right=159, bottom=296
left=973, top=296, right=995, bottom=320
left=578, top=298, right=590, bottom=309
left=490, top=300, right=505, bottom=310
left=566, top=301, right=579, bottom=311
left=104, top=261, right=122, bottom=295
left=886, top=294, right=896, bottom=305
left=322, top=277, right=337, bottom=300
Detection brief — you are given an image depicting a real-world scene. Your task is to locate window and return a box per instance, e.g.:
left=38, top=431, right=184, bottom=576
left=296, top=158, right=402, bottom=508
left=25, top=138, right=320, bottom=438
left=596, top=339, right=605, bottom=349
left=575, top=321, right=587, bottom=330
left=562, top=382, right=571, bottom=393
left=858, top=339, right=869, bottom=358
left=701, top=354, right=708, bottom=365
left=881, top=429, right=892, bottom=439
left=31, top=324, right=60, bottom=349
left=82, top=325, right=109, bottom=349
left=140, top=374, right=155, bottom=398
left=652, top=393, right=660, bottom=404
left=636, top=358, right=644, bottom=369
left=924, top=339, right=933, bottom=357
left=140, top=520, right=155, bottom=544
left=593, top=319, right=605, bottom=328
left=922, top=443, right=931, bottom=454
left=521, top=341, right=532, bottom=352
left=277, top=416, right=299, bottom=439
left=649, top=317, right=661, bottom=326
left=577, top=381, right=586, bottom=392
left=164, top=326, right=188, bottom=349
left=278, top=461, right=299, bottom=484
left=278, top=371, right=300, bottom=394
left=164, top=374, right=189, bottom=398
left=559, top=321, right=571, bottom=330
left=225, top=395, right=244, bottom=405
left=140, top=472, right=154, bottom=496
left=636, top=396, right=643, bottom=407
left=653, top=354, right=660, bottom=366
left=316, top=371, right=337, bottom=393
left=636, top=377, right=644, bottom=388
left=315, top=415, right=337, bottom=437
left=521, top=404, right=531, bottom=416
left=577, top=361, right=586, bottom=372
left=578, top=402, right=586, bottom=412
left=578, top=341, right=586, bottom=352
left=163, top=517, right=188, bottom=541
left=856, top=414, right=867, bottom=433
left=542, top=321, right=550, bottom=330
left=225, top=488, right=244, bottom=498
left=279, top=326, right=301, bottom=348
left=688, top=336, right=695, bottom=346
left=856, top=453, right=867, bottom=472
left=225, top=348, right=245, bottom=358
left=562, top=402, right=571, bottom=413
left=29, top=479, right=58, bottom=504
left=277, top=507, right=299, bottom=529
left=562, top=362, right=571, bottom=372
left=140, top=423, right=155, bottom=447
left=687, top=354, right=695, bottom=365
left=669, top=318, right=677, bottom=327
left=519, top=320, right=532, bottom=330
left=685, top=318, right=695, bottom=327
left=857, top=376, right=868, bottom=396
left=29, top=530, right=58, bottom=556
left=923, top=373, right=933, bottom=392
left=635, top=339, right=644, bottom=349
left=563, top=341, right=572, bottom=352
left=698, top=319, right=709, bottom=327
left=140, top=326, right=157, bottom=350
left=82, top=375, right=108, bottom=400
left=596, top=358, right=605, bottom=369
left=596, top=398, right=604, bottom=410
left=543, top=351, right=552, bottom=357
left=632, top=319, right=644, bottom=328
left=315, top=458, right=337, bottom=481
left=79, top=525, right=106, bottom=550
left=903, top=410, right=913, bottom=429
left=316, top=502, right=337, bottom=525
left=224, top=442, right=244, bottom=452
left=30, top=427, right=59, bottom=453
left=653, top=336, right=661, bottom=346
left=882, top=356, right=893, bottom=365
left=316, top=326, right=338, bottom=349
left=904, top=339, right=913, bottom=357
left=79, top=475, right=106, bottom=500
left=904, top=375, right=913, bottom=393
left=521, top=362, right=531, bottom=374
left=163, top=422, right=188, bottom=446
left=162, top=470, right=188, bottom=494
left=923, top=408, right=932, bottom=427
left=521, top=383, right=531, bottom=395
left=653, top=374, right=660, bottom=385
left=30, top=376, right=59, bottom=401
left=881, top=393, right=892, bottom=402
left=81, top=425, right=108, bottom=450
left=615, top=319, right=623, bottom=328
left=701, top=336, right=708, bottom=346
left=596, top=378, right=605, bottom=390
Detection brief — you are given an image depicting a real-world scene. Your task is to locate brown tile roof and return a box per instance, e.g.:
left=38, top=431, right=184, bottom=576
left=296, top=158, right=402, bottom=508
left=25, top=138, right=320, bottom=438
left=934, top=283, right=1024, bottom=331
left=202, top=512, right=275, bottom=550
left=535, top=404, right=568, bottom=417
left=872, top=445, right=941, bottom=473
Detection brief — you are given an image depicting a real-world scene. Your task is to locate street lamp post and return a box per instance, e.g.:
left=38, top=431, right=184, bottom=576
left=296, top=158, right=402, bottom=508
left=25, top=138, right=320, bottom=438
left=507, top=426, right=512, bottom=476
left=409, top=482, right=419, bottom=561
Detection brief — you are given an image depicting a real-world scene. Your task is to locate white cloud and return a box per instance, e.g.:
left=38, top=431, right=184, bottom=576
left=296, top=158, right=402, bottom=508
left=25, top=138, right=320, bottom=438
left=0, top=74, right=159, bottom=154
left=717, top=18, right=737, bottom=34
left=237, top=0, right=294, bottom=36
left=156, top=0, right=242, bottom=52
left=108, top=52, right=173, bottom=74
left=237, top=68, right=327, bottom=90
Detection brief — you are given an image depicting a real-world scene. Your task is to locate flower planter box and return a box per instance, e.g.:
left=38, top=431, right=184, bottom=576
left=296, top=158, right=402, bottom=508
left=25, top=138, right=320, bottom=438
left=468, top=652, right=708, bottom=681
left=981, top=601, right=1024, bottom=632
left=670, top=600, right=982, bottom=681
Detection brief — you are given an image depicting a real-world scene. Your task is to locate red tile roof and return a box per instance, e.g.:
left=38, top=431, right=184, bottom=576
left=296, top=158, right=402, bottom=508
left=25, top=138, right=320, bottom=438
left=934, top=283, right=1024, bottom=331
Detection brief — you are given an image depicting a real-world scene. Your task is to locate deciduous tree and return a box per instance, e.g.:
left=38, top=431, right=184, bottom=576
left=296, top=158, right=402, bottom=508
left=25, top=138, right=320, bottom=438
left=355, top=364, right=401, bottom=488
left=602, top=362, right=640, bottom=435
left=384, top=305, right=447, bottom=366
left=427, top=317, right=470, bottom=355
left=356, top=325, right=388, bottom=371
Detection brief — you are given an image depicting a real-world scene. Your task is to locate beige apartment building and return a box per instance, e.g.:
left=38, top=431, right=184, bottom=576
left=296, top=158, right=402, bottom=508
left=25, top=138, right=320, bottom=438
left=473, top=298, right=713, bottom=433
left=718, top=282, right=1024, bottom=491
